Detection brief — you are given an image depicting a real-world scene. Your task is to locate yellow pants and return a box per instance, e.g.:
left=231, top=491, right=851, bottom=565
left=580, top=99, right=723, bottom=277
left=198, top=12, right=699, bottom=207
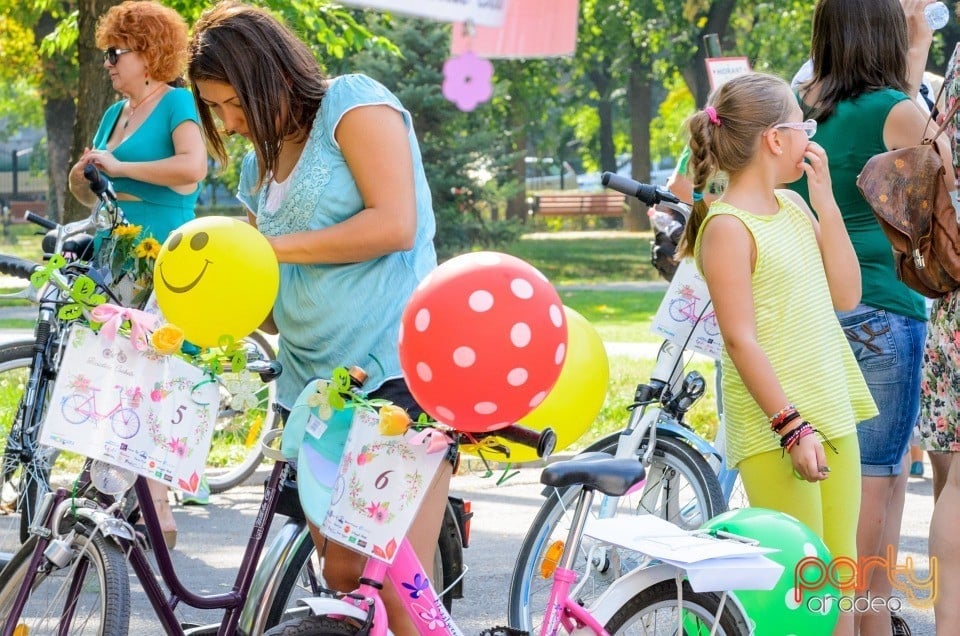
left=738, top=433, right=860, bottom=574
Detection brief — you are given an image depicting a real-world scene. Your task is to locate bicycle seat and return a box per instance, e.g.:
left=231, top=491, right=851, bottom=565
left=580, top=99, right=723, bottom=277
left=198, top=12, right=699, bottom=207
left=540, top=452, right=646, bottom=497
left=42, top=230, right=95, bottom=261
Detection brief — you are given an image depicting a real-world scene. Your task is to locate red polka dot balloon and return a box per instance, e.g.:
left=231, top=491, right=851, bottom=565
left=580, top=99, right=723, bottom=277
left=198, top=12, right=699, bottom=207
left=399, top=251, right=568, bottom=433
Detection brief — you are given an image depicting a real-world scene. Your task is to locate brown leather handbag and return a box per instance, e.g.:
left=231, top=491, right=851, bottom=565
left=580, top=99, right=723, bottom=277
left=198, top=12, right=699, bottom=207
left=856, top=97, right=960, bottom=298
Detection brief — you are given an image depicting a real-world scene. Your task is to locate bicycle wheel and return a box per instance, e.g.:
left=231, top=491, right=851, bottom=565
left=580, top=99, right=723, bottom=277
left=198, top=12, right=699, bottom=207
left=506, top=434, right=726, bottom=632
left=0, top=341, right=81, bottom=554
left=0, top=532, right=131, bottom=635
left=263, top=503, right=461, bottom=629
left=109, top=408, right=140, bottom=439
left=264, top=615, right=361, bottom=635
left=60, top=394, right=91, bottom=425
left=206, top=331, right=279, bottom=493
left=604, top=579, right=748, bottom=635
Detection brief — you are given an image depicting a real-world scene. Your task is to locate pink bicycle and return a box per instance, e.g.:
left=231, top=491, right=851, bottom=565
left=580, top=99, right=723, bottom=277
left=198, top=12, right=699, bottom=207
left=262, top=409, right=766, bottom=636
left=60, top=385, right=141, bottom=439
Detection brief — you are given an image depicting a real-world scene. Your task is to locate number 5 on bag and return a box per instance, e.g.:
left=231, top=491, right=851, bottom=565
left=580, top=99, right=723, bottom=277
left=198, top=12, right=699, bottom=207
left=39, top=324, right=219, bottom=495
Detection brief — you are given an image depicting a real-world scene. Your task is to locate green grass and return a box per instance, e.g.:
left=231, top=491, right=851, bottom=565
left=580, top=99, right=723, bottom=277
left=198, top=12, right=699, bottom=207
left=499, top=231, right=720, bottom=453
left=581, top=354, right=719, bottom=450
left=503, top=232, right=659, bottom=284
left=558, top=289, right=665, bottom=344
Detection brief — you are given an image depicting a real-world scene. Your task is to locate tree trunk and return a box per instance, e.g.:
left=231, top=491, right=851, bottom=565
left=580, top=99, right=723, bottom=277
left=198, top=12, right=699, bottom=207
left=597, top=96, right=616, bottom=174
left=67, top=0, right=123, bottom=221
left=44, top=98, right=74, bottom=222
left=681, top=0, right=738, bottom=107
left=625, top=65, right=652, bottom=232
left=505, top=107, right=528, bottom=222
left=33, top=8, right=76, bottom=223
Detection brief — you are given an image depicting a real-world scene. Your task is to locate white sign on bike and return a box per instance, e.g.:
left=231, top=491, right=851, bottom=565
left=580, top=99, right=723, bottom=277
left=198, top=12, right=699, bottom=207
left=651, top=258, right=723, bottom=359
left=322, top=409, right=447, bottom=564
left=38, top=324, right=219, bottom=495
left=585, top=516, right=783, bottom=592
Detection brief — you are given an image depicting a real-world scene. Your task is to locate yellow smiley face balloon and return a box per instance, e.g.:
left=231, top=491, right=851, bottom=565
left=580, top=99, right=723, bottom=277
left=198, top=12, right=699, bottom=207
left=154, top=216, right=279, bottom=348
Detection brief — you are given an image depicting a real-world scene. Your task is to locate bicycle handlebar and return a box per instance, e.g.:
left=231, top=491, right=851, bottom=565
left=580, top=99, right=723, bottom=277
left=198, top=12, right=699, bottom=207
left=25, top=212, right=57, bottom=231
left=601, top=173, right=681, bottom=206
left=0, top=254, right=40, bottom=281
left=83, top=163, right=117, bottom=202
left=468, top=423, right=557, bottom=459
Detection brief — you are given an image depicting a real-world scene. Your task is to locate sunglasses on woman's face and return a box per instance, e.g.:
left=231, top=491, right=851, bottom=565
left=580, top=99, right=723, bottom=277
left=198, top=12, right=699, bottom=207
left=102, top=47, right=133, bottom=65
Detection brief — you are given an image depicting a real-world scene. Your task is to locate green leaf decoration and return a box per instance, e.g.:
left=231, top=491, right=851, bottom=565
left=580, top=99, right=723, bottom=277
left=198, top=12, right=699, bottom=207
left=231, top=350, right=246, bottom=372
left=57, top=304, right=83, bottom=321
left=29, top=254, right=66, bottom=288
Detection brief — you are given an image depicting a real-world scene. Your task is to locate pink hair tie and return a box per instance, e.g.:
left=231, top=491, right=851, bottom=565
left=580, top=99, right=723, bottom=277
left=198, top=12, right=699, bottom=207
left=705, top=106, right=721, bottom=127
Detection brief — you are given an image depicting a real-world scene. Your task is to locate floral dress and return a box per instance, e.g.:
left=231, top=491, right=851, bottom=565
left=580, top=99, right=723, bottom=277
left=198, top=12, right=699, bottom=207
left=918, top=43, right=960, bottom=453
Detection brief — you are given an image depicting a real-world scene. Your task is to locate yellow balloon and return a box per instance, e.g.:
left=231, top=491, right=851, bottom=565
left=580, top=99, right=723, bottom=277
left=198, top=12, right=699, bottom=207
left=154, top=216, right=279, bottom=348
left=461, top=306, right=609, bottom=463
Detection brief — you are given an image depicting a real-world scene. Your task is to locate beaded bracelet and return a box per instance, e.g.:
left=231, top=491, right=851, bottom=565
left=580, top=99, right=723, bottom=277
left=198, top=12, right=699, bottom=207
left=772, top=411, right=801, bottom=434
left=770, top=404, right=798, bottom=431
left=780, top=421, right=812, bottom=451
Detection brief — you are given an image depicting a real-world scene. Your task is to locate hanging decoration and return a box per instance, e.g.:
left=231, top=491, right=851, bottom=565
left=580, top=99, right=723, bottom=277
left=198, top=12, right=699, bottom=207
left=442, top=50, right=494, bottom=112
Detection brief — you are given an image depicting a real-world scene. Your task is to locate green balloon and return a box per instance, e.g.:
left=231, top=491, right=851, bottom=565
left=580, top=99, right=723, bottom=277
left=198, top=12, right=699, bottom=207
left=700, top=508, right=841, bottom=636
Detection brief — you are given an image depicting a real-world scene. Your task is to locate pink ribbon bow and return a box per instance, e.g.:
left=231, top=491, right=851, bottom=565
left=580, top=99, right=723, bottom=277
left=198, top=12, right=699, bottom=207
left=89, top=303, right=159, bottom=351
left=408, top=428, right=454, bottom=454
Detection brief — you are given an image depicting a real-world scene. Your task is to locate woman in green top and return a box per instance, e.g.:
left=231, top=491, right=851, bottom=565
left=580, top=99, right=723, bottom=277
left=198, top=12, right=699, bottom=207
left=66, top=0, right=208, bottom=551
left=790, top=1, right=953, bottom=634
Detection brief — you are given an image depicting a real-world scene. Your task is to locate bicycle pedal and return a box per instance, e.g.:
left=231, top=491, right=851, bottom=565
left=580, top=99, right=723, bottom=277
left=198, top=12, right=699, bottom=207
left=479, top=627, right=528, bottom=636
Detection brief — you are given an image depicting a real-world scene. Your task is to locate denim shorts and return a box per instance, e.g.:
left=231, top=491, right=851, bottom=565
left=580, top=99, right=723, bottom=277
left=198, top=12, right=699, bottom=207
left=837, top=304, right=926, bottom=476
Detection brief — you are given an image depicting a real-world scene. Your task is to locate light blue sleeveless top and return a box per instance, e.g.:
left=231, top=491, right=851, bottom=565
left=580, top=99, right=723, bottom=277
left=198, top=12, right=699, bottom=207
left=92, top=87, right=200, bottom=240
left=237, top=74, right=437, bottom=407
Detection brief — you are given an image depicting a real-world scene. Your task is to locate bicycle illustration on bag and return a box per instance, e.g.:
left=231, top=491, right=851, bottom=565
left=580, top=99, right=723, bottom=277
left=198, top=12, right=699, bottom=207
left=60, top=384, right=141, bottom=439
left=668, top=285, right=720, bottom=336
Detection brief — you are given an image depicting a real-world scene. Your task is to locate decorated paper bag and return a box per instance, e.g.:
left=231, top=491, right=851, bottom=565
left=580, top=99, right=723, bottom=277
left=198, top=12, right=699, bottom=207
left=39, top=324, right=218, bottom=494
left=650, top=258, right=723, bottom=359
left=322, top=408, right=446, bottom=563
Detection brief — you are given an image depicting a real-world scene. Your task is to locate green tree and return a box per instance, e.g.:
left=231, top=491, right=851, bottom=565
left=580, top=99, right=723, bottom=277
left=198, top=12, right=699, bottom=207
left=1, top=0, right=382, bottom=221
left=329, top=15, right=523, bottom=255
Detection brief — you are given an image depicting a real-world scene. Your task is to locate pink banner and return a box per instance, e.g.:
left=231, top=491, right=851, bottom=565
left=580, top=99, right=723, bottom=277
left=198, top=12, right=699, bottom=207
left=451, top=0, right=579, bottom=59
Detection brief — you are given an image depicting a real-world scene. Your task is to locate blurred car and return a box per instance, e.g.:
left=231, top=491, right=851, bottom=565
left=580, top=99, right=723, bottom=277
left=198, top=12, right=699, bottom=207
left=525, top=157, right=578, bottom=191
left=577, top=155, right=676, bottom=190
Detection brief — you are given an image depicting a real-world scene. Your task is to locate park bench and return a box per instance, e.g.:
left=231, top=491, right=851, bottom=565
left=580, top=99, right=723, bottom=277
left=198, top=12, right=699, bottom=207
left=5, top=200, right=48, bottom=223
left=529, top=191, right=627, bottom=218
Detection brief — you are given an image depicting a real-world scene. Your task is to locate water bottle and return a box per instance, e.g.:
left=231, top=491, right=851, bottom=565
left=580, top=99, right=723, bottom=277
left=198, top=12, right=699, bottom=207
left=649, top=209, right=684, bottom=243
left=925, top=2, right=950, bottom=30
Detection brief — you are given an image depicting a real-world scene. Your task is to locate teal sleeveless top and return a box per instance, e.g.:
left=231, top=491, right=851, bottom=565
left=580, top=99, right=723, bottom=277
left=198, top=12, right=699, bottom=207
left=695, top=194, right=877, bottom=468
left=91, top=87, right=200, bottom=240
left=237, top=74, right=437, bottom=407
left=788, top=88, right=926, bottom=321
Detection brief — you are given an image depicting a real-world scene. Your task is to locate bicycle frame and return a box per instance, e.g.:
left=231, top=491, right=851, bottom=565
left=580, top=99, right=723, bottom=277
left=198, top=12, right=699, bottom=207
left=296, top=485, right=613, bottom=636
left=0, top=458, right=291, bottom=636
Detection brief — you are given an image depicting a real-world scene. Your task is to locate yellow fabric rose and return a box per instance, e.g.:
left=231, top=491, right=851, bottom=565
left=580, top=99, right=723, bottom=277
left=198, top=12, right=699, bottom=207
left=378, top=404, right=411, bottom=436
left=150, top=323, right=185, bottom=355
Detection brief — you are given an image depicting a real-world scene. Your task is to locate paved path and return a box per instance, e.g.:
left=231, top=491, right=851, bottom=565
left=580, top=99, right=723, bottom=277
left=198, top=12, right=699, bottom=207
left=120, top=460, right=937, bottom=634
left=0, top=291, right=938, bottom=635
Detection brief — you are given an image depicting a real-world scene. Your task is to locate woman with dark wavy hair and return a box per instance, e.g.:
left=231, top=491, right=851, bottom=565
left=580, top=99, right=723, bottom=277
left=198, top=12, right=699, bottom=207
left=188, top=4, right=443, bottom=635
left=790, top=1, right=952, bottom=634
